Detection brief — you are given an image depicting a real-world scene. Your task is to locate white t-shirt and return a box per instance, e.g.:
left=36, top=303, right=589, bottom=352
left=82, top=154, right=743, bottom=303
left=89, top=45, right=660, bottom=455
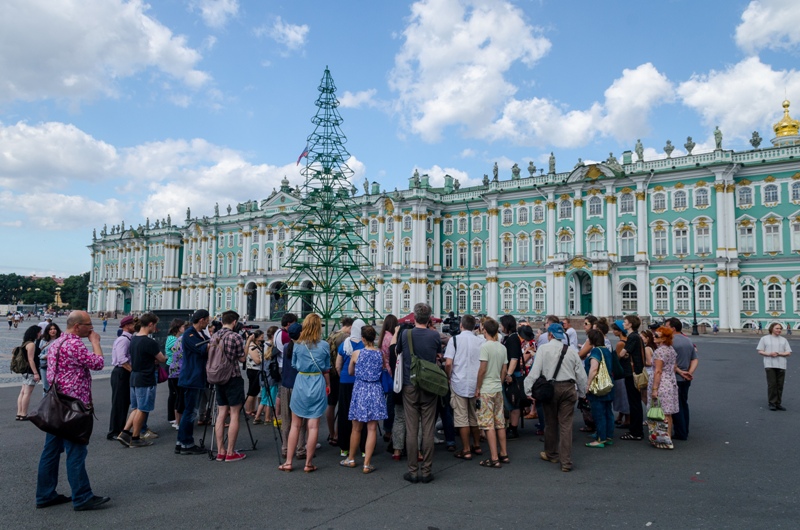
left=757, top=335, right=791, bottom=370
left=444, top=331, right=485, bottom=398
left=564, top=327, right=578, bottom=348
left=275, top=329, right=288, bottom=369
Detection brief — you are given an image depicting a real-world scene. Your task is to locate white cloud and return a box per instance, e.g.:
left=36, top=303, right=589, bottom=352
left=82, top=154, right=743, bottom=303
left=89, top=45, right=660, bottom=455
left=735, top=0, right=800, bottom=55
left=339, top=89, right=378, bottom=109
left=256, top=16, right=309, bottom=53
left=459, top=148, right=476, bottom=158
left=390, top=0, right=552, bottom=142
left=0, top=191, right=125, bottom=230
left=414, top=164, right=483, bottom=189
left=190, top=0, right=239, bottom=29
left=0, top=0, right=210, bottom=103
left=677, top=56, right=800, bottom=142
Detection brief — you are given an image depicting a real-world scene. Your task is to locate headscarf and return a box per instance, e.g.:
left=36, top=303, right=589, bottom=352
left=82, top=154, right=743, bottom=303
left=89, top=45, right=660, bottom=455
left=344, top=319, right=365, bottom=355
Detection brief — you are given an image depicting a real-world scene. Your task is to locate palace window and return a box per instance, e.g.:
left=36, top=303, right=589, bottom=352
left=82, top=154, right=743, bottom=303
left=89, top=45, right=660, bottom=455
left=502, top=208, right=513, bottom=225
left=426, top=217, right=433, bottom=232
left=226, top=253, right=234, bottom=275
left=458, top=245, right=468, bottom=268
left=673, top=190, right=687, bottom=209
left=792, top=222, right=800, bottom=251
left=620, top=229, right=636, bottom=259
left=458, top=217, right=468, bottom=233
left=237, top=234, right=243, bottom=246
left=253, top=232, right=259, bottom=243
left=225, top=289, right=232, bottom=310
left=267, top=230, right=274, bottom=241
left=277, top=228, right=285, bottom=240
left=251, top=251, right=258, bottom=271
left=588, top=196, right=603, bottom=216
left=767, top=284, right=784, bottom=312
left=738, top=225, right=755, bottom=253
left=370, top=243, right=378, bottom=265
left=402, top=287, right=411, bottom=313
left=653, top=228, right=667, bottom=256
left=621, top=283, right=638, bottom=312
left=796, top=284, right=800, bottom=312
left=518, top=207, right=528, bottom=224
left=518, top=237, right=530, bottom=262
left=217, top=254, right=224, bottom=273
left=384, top=287, right=393, bottom=313
left=741, top=285, right=756, bottom=312
left=763, top=184, right=779, bottom=203
left=266, top=251, right=273, bottom=272
left=402, top=240, right=412, bottom=266
left=738, top=187, right=753, bottom=207
left=502, top=287, right=513, bottom=312
left=652, top=192, right=666, bottom=211
left=502, top=239, right=513, bottom=263
left=458, top=289, right=467, bottom=313
left=227, top=234, right=234, bottom=247
left=533, top=205, right=544, bottom=222
left=386, top=216, right=394, bottom=233
left=587, top=232, right=604, bottom=253
left=518, top=287, right=529, bottom=313
left=237, top=252, right=243, bottom=273
left=654, top=285, right=669, bottom=312
left=675, top=227, right=688, bottom=255
left=533, top=236, right=545, bottom=262
left=620, top=193, right=634, bottom=214
left=443, top=219, right=453, bottom=235
left=695, top=226, right=711, bottom=254
left=444, top=245, right=453, bottom=269
left=472, top=289, right=482, bottom=313
left=444, top=288, right=453, bottom=312
left=698, top=284, right=712, bottom=311
left=559, top=200, right=572, bottom=220
left=472, top=215, right=482, bottom=232
left=558, top=234, right=574, bottom=255
left=384, top=244, right=393, bottom=266
left=676, top=284, right=690, bottom=311
left=792, top=181, right=800, bottom=201
left=370, top=219, right=378, bottom=234
left=472, top=242, right=483, bottom=268
left=764, top=224, right=781, bottom=252
left=695, top=188, right=709, bottom=207
left=533, top=287, right=545, bottom=312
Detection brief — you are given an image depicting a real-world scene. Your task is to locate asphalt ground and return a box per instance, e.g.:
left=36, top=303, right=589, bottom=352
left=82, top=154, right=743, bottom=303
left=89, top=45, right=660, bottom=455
left=1, top=318, right=798, bottom=529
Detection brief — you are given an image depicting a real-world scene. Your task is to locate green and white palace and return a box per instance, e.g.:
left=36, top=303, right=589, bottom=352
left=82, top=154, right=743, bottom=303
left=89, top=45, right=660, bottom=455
left=88, top=101, right=800, bottom=331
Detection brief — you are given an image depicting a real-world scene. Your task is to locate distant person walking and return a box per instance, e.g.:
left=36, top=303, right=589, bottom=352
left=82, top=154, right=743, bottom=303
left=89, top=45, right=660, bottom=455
left=16, top=325, right=42, bottom=420
left=757, top=323, right=792, bottom=411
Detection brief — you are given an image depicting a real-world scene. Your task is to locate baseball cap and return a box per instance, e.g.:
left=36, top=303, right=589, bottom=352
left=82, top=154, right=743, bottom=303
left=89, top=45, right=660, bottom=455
left=613, top=319, right=628, bottom=336
left=191, top=309, right=210, bottom=323
left=547, top=323, right=565, bottom=340
left=120, top=315, right=135, bottom=327
left=288, top=322, right=302, bottom=340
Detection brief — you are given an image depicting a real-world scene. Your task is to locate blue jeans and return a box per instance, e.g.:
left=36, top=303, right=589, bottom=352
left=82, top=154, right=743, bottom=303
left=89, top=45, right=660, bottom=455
left=36, top=433, right=94, bottom=507
left=437, top=392, right=456, bottom=446
left=588, top=396, right=615, bottom=442
left=672, top=380, right=691, bottom=440
left=178, top=387, right=202, bottom=447
left=536, top=400, right=546, bottom=431
left=41, top=368, right=49, bottom=394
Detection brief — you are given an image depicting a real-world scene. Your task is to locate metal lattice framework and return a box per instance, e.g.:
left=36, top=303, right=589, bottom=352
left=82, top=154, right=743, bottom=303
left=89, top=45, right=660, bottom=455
left=283, top=67, right=377, bottom=332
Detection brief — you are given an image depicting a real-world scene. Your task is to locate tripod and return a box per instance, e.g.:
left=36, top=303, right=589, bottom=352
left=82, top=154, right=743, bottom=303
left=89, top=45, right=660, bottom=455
left=259, top=363, right=284, bottom=464
left=199, top=383, right=258, bottom=461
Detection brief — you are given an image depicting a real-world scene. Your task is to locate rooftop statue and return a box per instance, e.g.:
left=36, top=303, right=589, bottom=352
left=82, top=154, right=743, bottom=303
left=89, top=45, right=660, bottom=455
left=574, top=158, right=583, bottom=169
left=214, top=203, right=219, bottom=216
left=684, top=136, right=696, bottom=155
left=511, top=163, right=520, bottom=180
left=635, top=139, right=644, bottom=161
left=714, top=126, right=723, bottom=149
left=145, top=217, right=149, bottom=229
left=750, top=131, right=762, bottom=150
left=454, top=179, right=460, bottom=191
left=664, top=140, right=674, bottom=158
left=166, top=214, right=171, bottom=226
left=227, top=204, right=232, bottom=214
left=93, top=228, right=96, bottom=240
left=186, top=207, right=191, bottom=220
left=154, top=219, right=160, bottom=229
left=483, top=174, right=489, bottom=186
left=102, top=223, right=107, bottom=235
left=492, top=162, right=498, bottom=180
left=528, top=161, right=536, bottom=177
left=363, top=177, right=369, bottom=195
left=548, top=152, right=555, bottom=174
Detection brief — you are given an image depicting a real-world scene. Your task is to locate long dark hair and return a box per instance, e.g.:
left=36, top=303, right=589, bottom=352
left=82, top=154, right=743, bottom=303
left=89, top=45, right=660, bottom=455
left=499, top=315, right=517, bottom=334
left=42, top=323, right=62, bottom=343
left=168, top=319, right=186, bottom=337
left=378, top=314, right=398, bottom=349
left=23, top=325, right=41, bottom=343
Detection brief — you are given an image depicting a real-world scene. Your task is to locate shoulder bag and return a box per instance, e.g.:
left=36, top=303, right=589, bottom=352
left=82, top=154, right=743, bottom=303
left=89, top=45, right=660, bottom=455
left=28, top=341, right=95, bottom=445
left=633, top=344, right=649, bottom=390
left=588, top=347, right=614, bottom=396
left=393, top=343, right=404, bottom=393
left=531, top=344, right=569, bottom=404
left=407, top=329, right=448, bottom=397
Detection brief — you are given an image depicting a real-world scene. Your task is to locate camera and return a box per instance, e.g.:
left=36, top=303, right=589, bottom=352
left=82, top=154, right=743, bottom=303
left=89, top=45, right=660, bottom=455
left=234, top=321, right=260, bottom=339
left=442, top=311, right=461, bottom=336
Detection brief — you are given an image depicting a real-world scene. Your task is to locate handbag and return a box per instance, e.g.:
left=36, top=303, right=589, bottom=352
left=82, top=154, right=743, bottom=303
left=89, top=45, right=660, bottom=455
left=406, top=330, right=448, bottom=397
left=157, top=364, right=169, bottom=384
left=588, top=347, right=614, bottom=396
left=27, top=341, right=94, bottom=445
left=531, top=344, right=568, bottom=404
left=634, top=370, right=649, bottom=390
left=380, top=369, right=393, bottom=394
left=647, top=398, right=665, bottom=422
left=393, top=347, right=403, bottom=393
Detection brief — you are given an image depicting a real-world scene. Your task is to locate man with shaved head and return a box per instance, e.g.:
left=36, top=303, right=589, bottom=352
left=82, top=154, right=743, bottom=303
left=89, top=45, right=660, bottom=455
left=35, top=311, right=111, bottom=511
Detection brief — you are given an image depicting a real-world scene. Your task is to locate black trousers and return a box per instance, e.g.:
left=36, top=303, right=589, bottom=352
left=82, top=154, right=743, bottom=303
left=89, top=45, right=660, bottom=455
left=337, top=383, right=365, bottom=453
left=108, top=366, right=130, bottom=438
left=167, top=378, right=179, bottom=422
left=672, top=380, right=691, bottom=440
left=624, top=375, right=644, bottom=437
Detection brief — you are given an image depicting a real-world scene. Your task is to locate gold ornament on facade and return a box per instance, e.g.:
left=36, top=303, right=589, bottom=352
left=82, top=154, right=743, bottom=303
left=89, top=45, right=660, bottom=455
left=487, top=277, right=498, bottom=283
left=773, top=100, right=800, bottom=137
left=585, top=165, right=602, bottom=180
left=559, top=194, right=570, bottom=200
left=547, top=201, right=557, bottom=210
left=502, top=202, right=511, bottom=208
left=653, top=185, right=665, bottom=192
left=605, top=196, right=617, bottom=204
left=570, top=256, right=588, bottom=270
left=635, top=191, right=646, bottom=201
left=674, top=182, right=685, bottom=189
left=487, top=208, right=499, bottom=215
left=574, top=198, right=584, bottom=207
left=695, top=180, right=707, bottom=187
left=716, top=269, right=728, bottom=277
left=765, top=217, right=779, bottom=225
left=554, top=271, right=566, bottom=277
left=621, top=187, right=633, bottom=194
left=518, top=200, right=526, bottom=205
left=725, top=184, right=735, bottom=193
left=714, top=182, right=725, bottom=192
left=738, top=179, right=751, bottom=186
left=765, top=175, right=776, bottom=182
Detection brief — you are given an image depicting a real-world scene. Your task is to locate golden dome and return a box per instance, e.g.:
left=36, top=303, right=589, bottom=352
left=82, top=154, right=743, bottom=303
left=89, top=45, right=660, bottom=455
left=773, top=99, right=800, bottom=137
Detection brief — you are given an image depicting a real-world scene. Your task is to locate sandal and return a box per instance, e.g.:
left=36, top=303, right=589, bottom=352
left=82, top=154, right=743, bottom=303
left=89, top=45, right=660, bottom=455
left=339, top=459, right=357, bottom=468
left=15, top=415, right=25, bottom=421
left=454, top=450, right=473, bottom=460
left=362, top=464, right=376, bottom=474
left=471, top=445, right=483, bottom=455
left=478, top=458, right=502, bottom=468
left=619, top=433, right=643, bottom=441
left=327, top=435, right=338, bottom=446
left=585, top=441, right=605, bottom=448
left=498, top=454, right=510, bottom=464
left=304, top=464, right=318, bottom=473
left=278, top=463, right=293, bottom=472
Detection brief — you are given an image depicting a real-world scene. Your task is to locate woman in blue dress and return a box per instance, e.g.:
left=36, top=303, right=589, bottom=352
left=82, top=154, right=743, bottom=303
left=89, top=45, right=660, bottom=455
left=279, top=313, right=330, bottom=473
left=342, top=325, right=388, bottom=474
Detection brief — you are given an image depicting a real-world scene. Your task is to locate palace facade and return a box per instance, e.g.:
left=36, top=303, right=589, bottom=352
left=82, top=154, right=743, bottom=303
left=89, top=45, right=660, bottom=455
left=88, top=102, right=800, bottom=330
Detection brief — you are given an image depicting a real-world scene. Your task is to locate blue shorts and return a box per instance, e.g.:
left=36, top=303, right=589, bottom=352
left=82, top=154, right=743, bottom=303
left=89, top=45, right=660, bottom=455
left=130, top=385, right=157, bottom=413
left=260, top=384, right=279, bottom=407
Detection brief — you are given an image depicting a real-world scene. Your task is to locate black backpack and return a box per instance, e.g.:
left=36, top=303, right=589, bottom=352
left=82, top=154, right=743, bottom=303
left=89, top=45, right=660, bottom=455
left=10, top=342, right=31, bottom=374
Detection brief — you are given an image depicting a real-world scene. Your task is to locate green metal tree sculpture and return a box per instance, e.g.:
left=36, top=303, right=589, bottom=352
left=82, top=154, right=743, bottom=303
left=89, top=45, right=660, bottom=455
left=283, top=67, right=376, bottom=333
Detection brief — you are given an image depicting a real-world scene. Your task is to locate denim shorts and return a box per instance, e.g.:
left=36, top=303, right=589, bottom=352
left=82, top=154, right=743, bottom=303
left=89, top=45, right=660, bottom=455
left=130, top=385, right=157, bottom=413
left=22, top=373, right=37, bottom=386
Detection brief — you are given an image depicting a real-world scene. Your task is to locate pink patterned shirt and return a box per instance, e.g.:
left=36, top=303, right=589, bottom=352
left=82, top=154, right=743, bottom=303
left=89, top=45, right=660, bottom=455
left=46, top=333, right=105, bottom=405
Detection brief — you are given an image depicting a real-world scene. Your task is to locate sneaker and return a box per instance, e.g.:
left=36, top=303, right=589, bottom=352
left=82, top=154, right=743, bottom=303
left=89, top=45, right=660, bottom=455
left=216, top=452, right=227, bottom=462
left=180, top=445, right=207, bottom=455
left=434, top=437, right=444, bottom=445
left=172, top=422, right=180, bottom=430
left=73, top=495, right=111, bottom=511
left=174, top=444, right=182, bottom=454
left=506, top=429, right=520, bottom=440
left=129, top=438, right=153, bottom=448
left=226, top=451, right=247, bottom=462
left=116, top=432, right=132, bottom=447
left=273, top=419, right=282, bottom=427
left=141, top=429, right=159, bottom=440
left=340, top=449, right=349, bottom=457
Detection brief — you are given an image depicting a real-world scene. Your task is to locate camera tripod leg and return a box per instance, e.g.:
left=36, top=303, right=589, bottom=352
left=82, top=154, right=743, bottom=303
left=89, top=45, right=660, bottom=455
left=262, top=381, right=283, bottom=464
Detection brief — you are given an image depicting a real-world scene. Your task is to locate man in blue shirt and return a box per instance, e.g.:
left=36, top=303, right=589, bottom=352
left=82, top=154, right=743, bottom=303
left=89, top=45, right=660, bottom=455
left=176, top=310, right=210, bottom=455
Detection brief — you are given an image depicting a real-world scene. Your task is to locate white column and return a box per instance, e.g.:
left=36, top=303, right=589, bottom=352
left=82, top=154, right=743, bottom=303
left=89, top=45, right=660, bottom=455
left=433, top=214, right=442, bottom=271
left=574, top=192, right=584, bottom=256
left=487, top=201, right=499, bottom=268
left=257, top=226, right=265, bottom=273
left=729, top=271, right=742, bottom=330
left=717, top=273, right=729, bottom=330
left=546, top=269, right=555, bottom=314
left=273, top=243, right=280, bottom=271
left=487, top=278, right=498, bottom=319
left=605, top=187, right=618, bottom=260
left=726, top=182, right=738, bottom=259
left=636, top=187, right=648, bottom=261
left=546, top=194, right=556, bottom=259
left=392, top=214, right=402, bottom=268
left=181, top=237, right=190, bottom=277
left=714, top=182, right=727, bottom=259
left=200, top=235, right=209, bottom=275
left=553, top=271, right=566, bottom=316
left=377, top=215, right=386, bottom=268
left=636, top=264, right=650, bottom=317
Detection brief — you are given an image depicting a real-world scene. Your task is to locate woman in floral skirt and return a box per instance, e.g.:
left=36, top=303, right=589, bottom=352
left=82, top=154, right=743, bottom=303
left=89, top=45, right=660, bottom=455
left=650, top=326, right=680, bottom=449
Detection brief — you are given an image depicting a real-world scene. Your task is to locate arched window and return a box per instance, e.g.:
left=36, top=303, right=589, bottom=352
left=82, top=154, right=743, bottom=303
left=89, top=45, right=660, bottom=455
left=386, top=216, right=394, bottom=233
left=471, top=288, right=482, bottom=313
left=267, top=230, right=273, bottom=241
left=741, top=284, right=756, bottom=312
left=518, top=287, right=529, bottom=313
left=384, top=287, right=393, bottom=313
left=403, top=215, right=412, bottom=231
left=559, top=199, right=572, bottom=219
left=558, top=234, right=574, bottom=255
left=767, top=283, right=784, bottom=312
left=533, top=205, right=544, bottom=222
left=472, top=242, right=483, bottom=268
left=225, top=288, right=232, bottom=310
left=251, top=251, right=258, bottom=272
left=676, top=284, right=690, bottom=311
left=698, top=284, right=712, bottom=311
left=402, top=286, right=411, bottom=313
left=278, top=250, right=284, bottom=269
left=384, top=243, right=393, bottom=266
left=402, top=240, right=412, bottom=266
left=502, top=239, right=513, bottom=263
left=444, top=244, right=453, bottom=269
left=588, top=196, right=602, bottom=216
left=695, top=225, right=711, bottom=254
left=620, top=229, right=636, bottom=259
left=533, top=235, right=545, bottom=262
left=370, top=242, right=378, bottom=265
left=763, top=184, right=779, bottom=203
left=215, top=289, right=222, bottom=309
left=621, top=283, right=638, bottom=312
left=502, top=208, right=513, bottom=225
left=675, top=226, right=689, bottom=255
left=518, top=237, right=530, bottom=262
left=236, top=252, right=243, bottom=274
left=226, top=253, right=234, bottom=275
left=426, top=216, right=433, bottom=232
left=458, top=289, right=467, bottom=313
left=426, top=241, right=433, bottom=267
left=369, top=219, right=378, bottom=234
left=653, top=192, right=666, bottom=211
left=695, top=188, right=709, bottom=207
left=533, top=287, right=545, bottom=312
left=518, top=207, right=528, bottom=224
left=792, top=181, right=800, bottom=201
left=620, top=193, right=634, bottom=213
left=738, top=187, right=753, bottom=206
left=502, top=287, right=513, bottom=312
left=458, top=244, right=468, bottom=268
left=444, top=288, right=453, bottom=312
left=458, top=217, right=468, bottom=233
left=443, top=218, right=452, bottom=234
left=656, top=285, right=669, bottom=311
left=266, top=250, right=273, bottom=272
left=673, top=190, right=687, bottom=209
left=795, top=284, right=800, bottom=312
left=471, top=215, right=482, bottom=232
left=587, top=232, right=604, bottom=253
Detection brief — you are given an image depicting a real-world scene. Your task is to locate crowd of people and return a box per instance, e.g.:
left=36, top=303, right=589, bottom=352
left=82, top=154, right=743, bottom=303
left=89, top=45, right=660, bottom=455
left=15, top=303, right=795, bottom=511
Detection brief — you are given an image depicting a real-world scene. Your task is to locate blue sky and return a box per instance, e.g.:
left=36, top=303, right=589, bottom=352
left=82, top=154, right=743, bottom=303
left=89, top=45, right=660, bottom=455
left=2, top=0, right=800, bottom=276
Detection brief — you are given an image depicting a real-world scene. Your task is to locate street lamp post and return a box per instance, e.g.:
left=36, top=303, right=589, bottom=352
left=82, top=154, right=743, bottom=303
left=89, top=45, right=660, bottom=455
left=453, top=272, right=465, bottom=318
left=684, top=263, right=704, bottom=336
left=369, top=274, right=380, bottom=325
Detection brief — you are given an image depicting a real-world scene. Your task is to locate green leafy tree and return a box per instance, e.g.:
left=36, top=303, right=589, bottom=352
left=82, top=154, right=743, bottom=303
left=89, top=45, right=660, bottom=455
left=0, top=274, right=34, bottom=304
left=61, top=273, right=89, bottom=309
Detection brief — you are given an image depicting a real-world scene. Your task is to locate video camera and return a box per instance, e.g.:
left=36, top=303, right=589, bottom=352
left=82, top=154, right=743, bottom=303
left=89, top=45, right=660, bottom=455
left=234, top=322, right=260, bottom=339
left=442, top=311, right=461, bottom=336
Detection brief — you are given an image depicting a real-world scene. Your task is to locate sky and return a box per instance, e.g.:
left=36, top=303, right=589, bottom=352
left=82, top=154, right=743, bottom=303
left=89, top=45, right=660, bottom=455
left=2, top=0, right=800, bottom=277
